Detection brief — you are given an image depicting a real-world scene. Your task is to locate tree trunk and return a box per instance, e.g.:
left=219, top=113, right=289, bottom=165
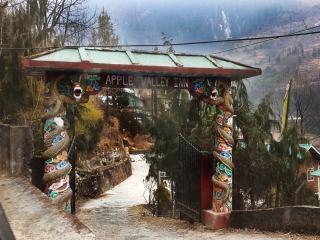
left=275, top=182, right=280, bottom=207
left=250, top=192, right=255, bottom=209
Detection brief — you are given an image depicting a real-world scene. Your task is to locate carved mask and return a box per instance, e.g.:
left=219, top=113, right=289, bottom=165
left=73, top=83, right=83, bottom=101
left=210, top=88, right=218, bottom=100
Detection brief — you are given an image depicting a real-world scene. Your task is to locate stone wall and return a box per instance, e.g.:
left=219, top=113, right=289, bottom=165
left=230, top=206, right=320, bottom=234
left=0, top=123, right=33, bottom=177
left=77, top=160, right=132, bottom=197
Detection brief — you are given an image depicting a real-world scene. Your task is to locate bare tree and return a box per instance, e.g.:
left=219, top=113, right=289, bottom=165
left=17, top=0, right=96, bottom=47
left=290, top=71, right=318, bottom=135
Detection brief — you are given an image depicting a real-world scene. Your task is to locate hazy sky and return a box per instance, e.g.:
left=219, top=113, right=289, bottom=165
left=89, top=0, right=320, bottom=9
left=86, top=0, right=320, bottom=53
left=88, top=0, right=320, bottom=25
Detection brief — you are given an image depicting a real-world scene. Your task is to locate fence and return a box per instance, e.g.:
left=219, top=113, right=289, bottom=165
left=175, top=133, right=212, bottom=222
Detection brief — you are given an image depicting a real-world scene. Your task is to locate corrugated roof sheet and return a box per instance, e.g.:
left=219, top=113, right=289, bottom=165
left=28, top=48, right=252, bottom=69
left=35, top=48, right=81, bottom=62
left=22, top=47, right=261, bottom=79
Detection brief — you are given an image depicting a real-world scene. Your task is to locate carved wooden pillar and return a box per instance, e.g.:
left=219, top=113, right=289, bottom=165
left=41, top=73, right=90, bottom=208
left=190, top=79, right=234, bottom=229
left=210, top=81, right=234, bottom=213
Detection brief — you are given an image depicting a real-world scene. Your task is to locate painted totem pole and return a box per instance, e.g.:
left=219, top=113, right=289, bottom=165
left=41, top=73, right=100, bottom=207
left=192, top=80, right=234, bottom=213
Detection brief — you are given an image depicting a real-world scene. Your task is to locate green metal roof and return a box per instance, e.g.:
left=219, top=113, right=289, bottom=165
left=299, top=144, right=320, bottom=161
left=35, top=48, right=81, bottom=62
left=299, top=144, right=312, bottom=151
left=22, top=47, right=261, bottom=79
left=28, top=47, right=252, bottom=69
left=311, top=169, right=320, bottom=177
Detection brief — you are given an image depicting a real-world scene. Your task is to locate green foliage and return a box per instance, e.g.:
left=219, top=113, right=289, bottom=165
left=233, top=84, right=314, bottom=209
left=233, top=95, right=275, bottom=208
left=146, top=90, right=191, bottom=181
left=188, top=100, right=215, bottom=151
left=144, top=79, right=315, bottom=210
left=74, top=97, right=104, bottom=153
left=116, top=92, right=130, bottom=108
left=153, top=182, right=172, bottom=215
left=268, top=126, right=310, bottom=206
left=118, top=110, right=143, bottom=137
left=298, top=185, right=318, bottom=206
left=0, top=8, right=35, bottom=122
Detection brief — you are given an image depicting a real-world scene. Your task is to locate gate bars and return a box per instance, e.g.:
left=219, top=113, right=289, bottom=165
left=176, top=133, right=212, bottom=222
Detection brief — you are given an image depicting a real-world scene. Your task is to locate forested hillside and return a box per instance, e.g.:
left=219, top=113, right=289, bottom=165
left=93, top=0, right=320, bottom=136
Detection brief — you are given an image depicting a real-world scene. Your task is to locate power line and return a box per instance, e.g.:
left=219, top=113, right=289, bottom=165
left=0, top=24, right=320, bottom=51
left=213, top=23, right=320, bottom=54
left=121, top=28, right=320, bottom=48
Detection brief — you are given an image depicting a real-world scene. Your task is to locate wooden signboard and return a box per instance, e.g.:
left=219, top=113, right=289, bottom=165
left=80, top=73, right=222, bottom=98
left=100, top=73, right=194, bottom=89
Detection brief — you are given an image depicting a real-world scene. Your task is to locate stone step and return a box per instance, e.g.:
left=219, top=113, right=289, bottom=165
left=0, top=177, right=95, bottom=240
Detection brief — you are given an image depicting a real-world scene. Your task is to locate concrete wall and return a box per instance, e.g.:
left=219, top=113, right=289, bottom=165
left=0, top=122, right=33, bottom=177
left=230, top=206, right=320, bottom=234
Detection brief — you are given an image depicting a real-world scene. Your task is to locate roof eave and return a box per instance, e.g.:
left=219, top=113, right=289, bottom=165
left=21, top=59, right=261, bottom=79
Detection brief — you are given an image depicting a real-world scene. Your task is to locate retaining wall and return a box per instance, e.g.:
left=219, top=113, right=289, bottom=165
left=77, top=159, right=132, bottom=197
left=0, top=122, right=33, bottom=177
left=230, top=206, right=320, bottom=234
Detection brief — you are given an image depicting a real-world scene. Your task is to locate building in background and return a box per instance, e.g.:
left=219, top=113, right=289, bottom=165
left=300, top=144, right=320, bottom=199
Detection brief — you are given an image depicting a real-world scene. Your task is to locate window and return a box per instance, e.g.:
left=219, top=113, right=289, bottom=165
left=307, top=168, right=314, bottom=182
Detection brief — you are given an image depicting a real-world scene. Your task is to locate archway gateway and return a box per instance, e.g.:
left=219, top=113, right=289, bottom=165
left=22, top=47, right=261, bottom=229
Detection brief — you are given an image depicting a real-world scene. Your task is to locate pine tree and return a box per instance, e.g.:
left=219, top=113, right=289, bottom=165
left=91, top=9, right=119, bottom=46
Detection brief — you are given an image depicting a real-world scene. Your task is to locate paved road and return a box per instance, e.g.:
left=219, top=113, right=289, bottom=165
left=77, top=155, right=316, bottom=240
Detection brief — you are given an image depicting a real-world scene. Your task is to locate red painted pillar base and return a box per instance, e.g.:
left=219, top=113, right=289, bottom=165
left=201, top=210, right=230, bottom=230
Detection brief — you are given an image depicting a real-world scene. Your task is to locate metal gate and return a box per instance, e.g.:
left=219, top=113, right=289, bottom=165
left=175, top=133, right=211, bottom=222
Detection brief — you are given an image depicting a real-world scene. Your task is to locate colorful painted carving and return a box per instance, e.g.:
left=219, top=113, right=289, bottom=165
left=210, top=82, right=234, bottom=213
left=82, top=74, right=102, bottom=95
left=190, top=79, right=234, bottom=213
left=41, top=74, right=93, bottom=207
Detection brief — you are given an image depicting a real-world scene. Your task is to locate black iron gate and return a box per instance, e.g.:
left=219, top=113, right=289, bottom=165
left=175, top=133, right=210, bottom=222
left=68, top=136, right=76, bottom=214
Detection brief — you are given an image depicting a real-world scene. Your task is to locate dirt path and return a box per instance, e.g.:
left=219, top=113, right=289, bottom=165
left=77, top=155, right=319, bottom=240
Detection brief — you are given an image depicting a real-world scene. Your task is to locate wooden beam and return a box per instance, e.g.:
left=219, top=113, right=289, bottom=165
left=168, top=53, right=183, bottom=67
left=125, top=50, right=138, bottom=64
left=206, top=55, right=223, bottom=68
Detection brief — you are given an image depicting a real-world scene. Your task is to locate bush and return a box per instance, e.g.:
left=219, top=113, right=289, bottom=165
left=118, top=109, right=143, bottom=137
left=153, top=182, right=172, bottom=215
